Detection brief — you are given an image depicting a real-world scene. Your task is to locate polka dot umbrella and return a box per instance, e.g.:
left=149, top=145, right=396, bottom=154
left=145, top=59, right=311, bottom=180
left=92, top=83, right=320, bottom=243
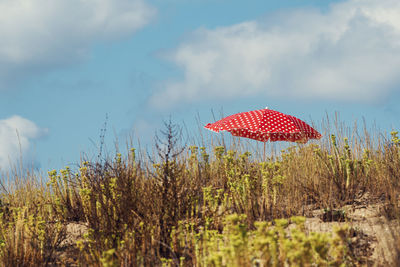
left=205, top=107, right=322, bottom=159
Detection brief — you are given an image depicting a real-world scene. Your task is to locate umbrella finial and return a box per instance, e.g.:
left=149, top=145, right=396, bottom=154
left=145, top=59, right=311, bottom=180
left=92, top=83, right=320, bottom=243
left=265, top=106, right=269, bottom=109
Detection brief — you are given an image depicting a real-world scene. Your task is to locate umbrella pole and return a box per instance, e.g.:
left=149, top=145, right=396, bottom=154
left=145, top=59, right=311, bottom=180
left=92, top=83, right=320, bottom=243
left=263, top=142, right=266, bottom=162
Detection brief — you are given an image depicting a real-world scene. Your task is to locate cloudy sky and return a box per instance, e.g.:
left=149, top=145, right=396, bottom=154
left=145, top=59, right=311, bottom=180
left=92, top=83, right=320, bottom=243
left=1, top=0, right=400, bottom=172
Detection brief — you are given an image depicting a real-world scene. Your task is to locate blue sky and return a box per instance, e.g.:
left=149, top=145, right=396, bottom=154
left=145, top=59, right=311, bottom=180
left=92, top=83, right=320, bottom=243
left=1, top=0, right=400, bottom=173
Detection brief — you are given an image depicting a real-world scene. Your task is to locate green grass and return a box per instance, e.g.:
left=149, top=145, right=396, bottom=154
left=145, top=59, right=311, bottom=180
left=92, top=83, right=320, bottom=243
left=0, top=119, right=399, bottom=266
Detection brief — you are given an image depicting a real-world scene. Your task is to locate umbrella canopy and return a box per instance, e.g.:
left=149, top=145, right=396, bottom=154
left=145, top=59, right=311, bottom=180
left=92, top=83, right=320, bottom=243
left=205, top=107, right=322, bottom=143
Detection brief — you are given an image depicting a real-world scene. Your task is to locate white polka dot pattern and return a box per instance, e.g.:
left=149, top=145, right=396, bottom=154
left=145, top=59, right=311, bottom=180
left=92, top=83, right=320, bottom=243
left=205, top=108, right=322, bottom=143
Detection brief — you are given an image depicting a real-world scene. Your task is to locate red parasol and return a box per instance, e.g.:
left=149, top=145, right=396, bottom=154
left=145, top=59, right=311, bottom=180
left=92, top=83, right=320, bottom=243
left=205, top=107, right=322, bottom=159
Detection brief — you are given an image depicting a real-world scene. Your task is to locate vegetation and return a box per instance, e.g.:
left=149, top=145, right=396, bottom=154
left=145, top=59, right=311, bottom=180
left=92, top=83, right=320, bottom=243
left=0, top=119, right=399, bottom=266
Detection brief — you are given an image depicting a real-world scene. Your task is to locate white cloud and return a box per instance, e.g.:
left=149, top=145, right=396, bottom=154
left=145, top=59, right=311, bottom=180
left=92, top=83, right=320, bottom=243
left=0, top=115, right=48, bottom=170
left=0, top=0, right=156, bottom=88
left=151, top=0, right=400, bottom=107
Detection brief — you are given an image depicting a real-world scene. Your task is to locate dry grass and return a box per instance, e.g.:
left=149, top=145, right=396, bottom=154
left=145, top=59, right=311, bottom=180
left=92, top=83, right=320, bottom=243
left=0, top=117, right=399, bottom=266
